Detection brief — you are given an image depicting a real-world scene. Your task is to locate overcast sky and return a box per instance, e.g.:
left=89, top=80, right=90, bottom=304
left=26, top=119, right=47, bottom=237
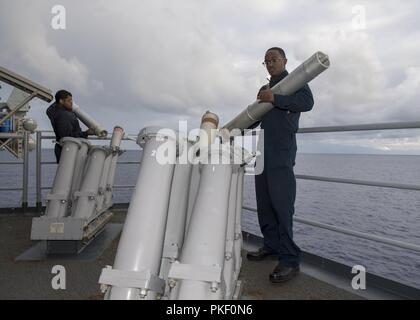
left=1, top=0, right=420, bottom=153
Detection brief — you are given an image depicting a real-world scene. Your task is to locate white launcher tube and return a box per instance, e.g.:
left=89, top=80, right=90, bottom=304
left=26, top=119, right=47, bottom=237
left=95, top=154, right=113, bottom=214
left=72, top=146, right=110, bottom=219
left=159, top=155, right=193, bottom=293
left=110, top=126, right=125, bottom=150
left=104, top=126, right=125, bottom=209
left=169, top=144, right=233, bottom=300
left=69, top=139, right=91, bottom=207
left=184, top=111, right=218, bottom=235
left=45, top=137, right=81, bottom=218
left=185, top=163, right=201, bottom=237
left=72, top=103, right=108, bottom=137
left=222, top=52, right=330, bottom=132
left=104, top=153, right=120, bottom=209
left=223, top=146, right=249, bottom=298
left=199, top=111, right=219, bottom=150
left=105, top=127, right=177, bottom=300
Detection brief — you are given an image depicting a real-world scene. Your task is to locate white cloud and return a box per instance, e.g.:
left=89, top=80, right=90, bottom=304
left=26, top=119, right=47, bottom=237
left=0, top=1, right=102, bottom=95
left=0, top=0, right=420, bottom=152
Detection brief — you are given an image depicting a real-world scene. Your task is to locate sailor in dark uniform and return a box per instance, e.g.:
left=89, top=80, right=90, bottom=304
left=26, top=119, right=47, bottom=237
left=46, top=90, right=94, bottom=163
left=246, top=47, right=314, bottom=283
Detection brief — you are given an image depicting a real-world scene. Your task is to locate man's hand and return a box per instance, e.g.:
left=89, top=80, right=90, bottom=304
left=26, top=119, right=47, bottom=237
left=257, top=88, right=274, bottom=104
left=85, top=128, right=95, bottom=136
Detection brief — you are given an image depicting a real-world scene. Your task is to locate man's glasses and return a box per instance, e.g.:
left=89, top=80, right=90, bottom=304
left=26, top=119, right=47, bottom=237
left=262, top=58, right=286, bottom=66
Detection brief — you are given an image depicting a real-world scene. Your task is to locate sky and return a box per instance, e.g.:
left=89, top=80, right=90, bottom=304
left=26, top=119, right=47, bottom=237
left=1, top=0, right=420, bottom=153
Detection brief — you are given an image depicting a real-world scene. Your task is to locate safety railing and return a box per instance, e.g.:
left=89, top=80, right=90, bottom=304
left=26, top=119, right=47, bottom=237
left=35, top=130, right=139, bottom=210
left=243, top=120, right=420, bottom=253
left=1, top=121, right=420, bottom=254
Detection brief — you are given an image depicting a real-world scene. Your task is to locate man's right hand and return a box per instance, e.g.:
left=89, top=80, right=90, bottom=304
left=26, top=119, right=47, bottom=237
left=85, top=128, right=95, bottom=136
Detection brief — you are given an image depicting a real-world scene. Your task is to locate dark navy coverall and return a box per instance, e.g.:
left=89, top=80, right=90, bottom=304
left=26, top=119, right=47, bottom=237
left=46, top=103, right=88, bottom=163
left=251, top=69, right=314, bottom=267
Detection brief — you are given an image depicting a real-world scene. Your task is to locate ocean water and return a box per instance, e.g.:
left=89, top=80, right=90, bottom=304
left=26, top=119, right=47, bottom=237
left=1, top=150, right=419, bottom=289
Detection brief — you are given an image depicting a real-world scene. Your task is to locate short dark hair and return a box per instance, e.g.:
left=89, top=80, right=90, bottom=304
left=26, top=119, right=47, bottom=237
left=55, top=90, right=72, bottom=103
left=266, top=47, right=286, bottom=59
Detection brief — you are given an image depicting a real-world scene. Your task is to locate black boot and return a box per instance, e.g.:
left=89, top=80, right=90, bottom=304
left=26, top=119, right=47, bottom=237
left=246, top=247, right=277, bottom=261
left=269, top=262, right=300, bottom=283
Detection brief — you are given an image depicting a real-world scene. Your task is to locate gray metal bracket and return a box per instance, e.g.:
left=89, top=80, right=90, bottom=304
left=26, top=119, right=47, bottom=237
left=162, top=243, right=180, bottom=260
left=99, top=265, right=166, bottom=295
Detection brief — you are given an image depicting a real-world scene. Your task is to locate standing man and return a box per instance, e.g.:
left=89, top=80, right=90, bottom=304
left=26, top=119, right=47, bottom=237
left=246, top=47, right=314, bottom=283
left=46, top=90, right=94, bottom=163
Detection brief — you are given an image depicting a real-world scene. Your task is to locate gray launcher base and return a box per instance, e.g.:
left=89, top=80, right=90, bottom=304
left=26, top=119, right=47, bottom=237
left=30, top=210, right=113, bottom=254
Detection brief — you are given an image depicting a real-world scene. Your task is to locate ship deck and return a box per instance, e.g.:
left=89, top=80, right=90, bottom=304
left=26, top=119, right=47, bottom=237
left=0, top=208, right=412, bottom=300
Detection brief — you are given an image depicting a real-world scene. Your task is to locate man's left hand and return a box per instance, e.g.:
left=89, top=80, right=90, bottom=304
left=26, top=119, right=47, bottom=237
left=258, top=89, right=274, bottom=104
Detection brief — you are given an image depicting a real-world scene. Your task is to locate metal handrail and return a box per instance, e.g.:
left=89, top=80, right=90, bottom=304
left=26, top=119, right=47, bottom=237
left=2, top=122, right=419, bottom=254
left=0, top=161, right=24, bottom=165
left=243, top=206, right=420, bottom=253
left=0, top=188, right=23, bottom=191
left=296, top=174, right=420, bottom=192
left=297, top=121, right=420, bottom=133
left=40, top=184, right=137, bottom=190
